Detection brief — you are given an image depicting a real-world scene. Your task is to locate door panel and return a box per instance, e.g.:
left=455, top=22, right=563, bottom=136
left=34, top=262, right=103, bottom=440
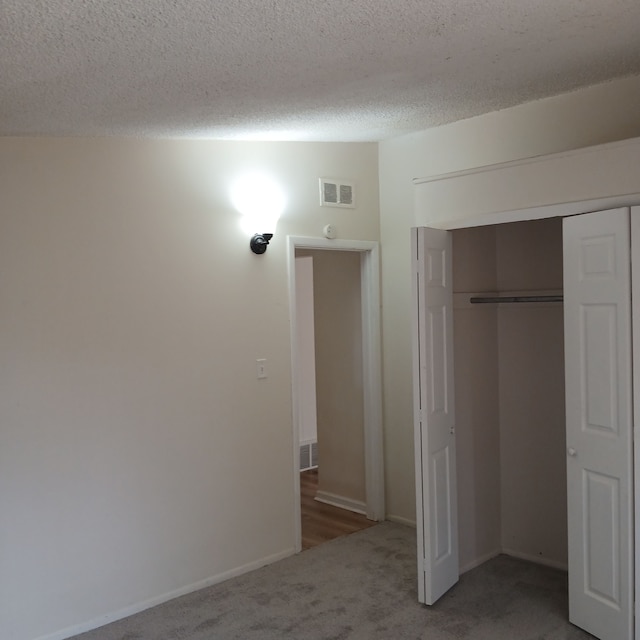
left=412, top=227, right=458, bottom=605
left=583, top=470, right=619, bottom=605
left=582, top=304, right=617, bottom=433
left=563, top=208, right=633, bottom=640
left=432, top=446, right=453, bottom=562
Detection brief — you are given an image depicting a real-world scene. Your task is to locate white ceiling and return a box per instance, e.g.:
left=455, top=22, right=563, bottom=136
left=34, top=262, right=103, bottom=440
left=3, top=0, right=640, bottom=142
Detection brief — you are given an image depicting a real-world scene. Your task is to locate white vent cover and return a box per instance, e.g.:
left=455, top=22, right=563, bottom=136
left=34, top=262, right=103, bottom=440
left=320, top=178, right=355, bottom=209
left=300, top=442, right=318, bottom=470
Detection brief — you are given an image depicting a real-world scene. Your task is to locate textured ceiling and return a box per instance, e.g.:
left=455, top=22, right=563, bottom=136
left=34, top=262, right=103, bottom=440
left=2, top=0, right=640, bottom=141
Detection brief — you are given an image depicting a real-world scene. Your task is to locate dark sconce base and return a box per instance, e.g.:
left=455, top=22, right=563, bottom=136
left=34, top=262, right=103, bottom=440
left=250, top=233, right=273, bottom=254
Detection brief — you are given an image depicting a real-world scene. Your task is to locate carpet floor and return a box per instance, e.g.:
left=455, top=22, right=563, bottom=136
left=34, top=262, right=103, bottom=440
left=73, top=522, right=595, bottom=640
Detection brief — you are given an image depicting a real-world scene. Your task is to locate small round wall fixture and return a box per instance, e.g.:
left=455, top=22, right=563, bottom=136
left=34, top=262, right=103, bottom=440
left=323, top=224, right=337, bottom=239
left=250, top=233, right=273, bottom=254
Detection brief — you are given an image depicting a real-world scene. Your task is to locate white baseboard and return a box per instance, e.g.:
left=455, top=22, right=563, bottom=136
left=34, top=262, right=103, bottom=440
left=34, top=547, right=296, bottom=640
left=501, top=548, right=568, bottom=571
left=459, top=548, right=501, bottom=574
left=314, top=490, right=366, bottom=515
left=385, top=514, right=416, bottom=528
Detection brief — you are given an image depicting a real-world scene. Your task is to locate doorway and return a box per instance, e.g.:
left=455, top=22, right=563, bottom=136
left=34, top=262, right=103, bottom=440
left=295, top=249, right=374, bottom=549
left=287, top=236, right=384, bottom=553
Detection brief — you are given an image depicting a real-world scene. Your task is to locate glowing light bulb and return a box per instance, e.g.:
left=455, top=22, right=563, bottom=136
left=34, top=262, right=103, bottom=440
left=230, top=172, right=286, bottom=236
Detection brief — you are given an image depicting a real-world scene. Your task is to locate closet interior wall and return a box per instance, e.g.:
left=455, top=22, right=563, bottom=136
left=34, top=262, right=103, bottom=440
left=452, top=218, right=567, bottom=573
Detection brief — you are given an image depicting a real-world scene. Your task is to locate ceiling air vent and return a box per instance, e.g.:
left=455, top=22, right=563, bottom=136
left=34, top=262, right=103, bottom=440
left=320, top=178, right=355, bottom=209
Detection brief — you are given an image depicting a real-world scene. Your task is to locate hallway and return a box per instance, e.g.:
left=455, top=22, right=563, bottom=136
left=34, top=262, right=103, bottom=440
left=300, top=469, right=376, bottom=550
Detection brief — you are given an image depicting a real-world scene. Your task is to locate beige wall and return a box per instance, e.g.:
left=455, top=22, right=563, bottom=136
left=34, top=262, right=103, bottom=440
left=379, top=73, right=640, bottom=524
left=496, top=219, right=566, bottom=567
left=452, top=226, right=501, bottom=570
left=496, top=219, right=564, bottom=291
left=298, top=249, right=366, bottom=503
left=0, top=137, right=379, bottom=640
left=497, top=306, right=566, bottom=565
left=294, top=256, right=318, bottom=445
left=452, top=219, right=567, bottom=570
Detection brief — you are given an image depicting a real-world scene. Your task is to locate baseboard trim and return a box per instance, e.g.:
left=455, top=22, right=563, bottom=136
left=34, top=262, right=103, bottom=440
left=459, top=548, right=502, bottom=574
left=34, top=547, right=296, bottom=640
left=314, top=490, right=366, bottom=515
left=385, top=514, right=416, bottom=528
left=501, top=548, right=568, bottom=571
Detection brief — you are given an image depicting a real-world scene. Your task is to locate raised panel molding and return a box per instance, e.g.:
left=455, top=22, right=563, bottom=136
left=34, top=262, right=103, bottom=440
left=428, top=248, right=446, bottom=287
left=581, top=304, right=618, bottom=434
left=429, top=307, right=447, bottom=414
left=581, top=235, right=616, bottom=279
left=584, top=470, right=620, bottom=607
left=432, top=446, right=452, bottom=563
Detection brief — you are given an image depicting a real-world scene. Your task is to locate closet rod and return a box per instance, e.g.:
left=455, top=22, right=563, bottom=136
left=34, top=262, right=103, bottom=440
left=469, top=295, right=563, bottom=304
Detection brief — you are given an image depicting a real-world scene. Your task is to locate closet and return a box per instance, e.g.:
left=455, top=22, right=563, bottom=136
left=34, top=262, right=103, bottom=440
left=412, top=207, right=635, bottom=640
left=451, top=217, right=566, bottom=574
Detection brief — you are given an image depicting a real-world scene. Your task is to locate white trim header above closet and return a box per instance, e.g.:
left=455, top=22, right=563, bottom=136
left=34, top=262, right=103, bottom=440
left=413, top=136, right=640, bottom=229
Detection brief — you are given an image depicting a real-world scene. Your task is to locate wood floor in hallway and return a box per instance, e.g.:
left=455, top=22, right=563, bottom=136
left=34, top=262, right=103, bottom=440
left=300, top=468, right=377, bottom=550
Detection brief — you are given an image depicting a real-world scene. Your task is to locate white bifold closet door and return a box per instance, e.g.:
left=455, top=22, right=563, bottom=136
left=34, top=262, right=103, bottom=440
left=563, top=208, right=633, bottom=640
left=411, top=226, right=458, bottom=605
left=413, top=208, right=634, bottom=640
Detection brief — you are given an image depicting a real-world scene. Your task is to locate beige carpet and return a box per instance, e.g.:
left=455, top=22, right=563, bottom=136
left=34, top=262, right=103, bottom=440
left=72, top=522, right=595, bottom=640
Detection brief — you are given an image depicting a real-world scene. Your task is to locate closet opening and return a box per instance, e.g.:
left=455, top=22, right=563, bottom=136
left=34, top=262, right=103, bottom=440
left=451, top=216, right=567, bottom=574
left=414, top=208, right=636, bottom=640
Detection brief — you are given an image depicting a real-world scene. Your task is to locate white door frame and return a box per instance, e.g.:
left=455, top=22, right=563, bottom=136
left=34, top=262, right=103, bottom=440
left=287, top=236, right=385, bottom=552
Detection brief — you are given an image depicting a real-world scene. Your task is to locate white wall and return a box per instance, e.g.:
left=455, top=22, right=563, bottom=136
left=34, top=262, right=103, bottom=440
left=0, top=138, right=379, bottom=640
left=379, top=73, right=640, bottom=524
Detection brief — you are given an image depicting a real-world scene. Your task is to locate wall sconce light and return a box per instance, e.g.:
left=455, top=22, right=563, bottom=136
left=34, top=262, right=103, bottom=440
left=230, top=172, right=286, bottom=255
left=250, top=233, right=273, bottom=254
